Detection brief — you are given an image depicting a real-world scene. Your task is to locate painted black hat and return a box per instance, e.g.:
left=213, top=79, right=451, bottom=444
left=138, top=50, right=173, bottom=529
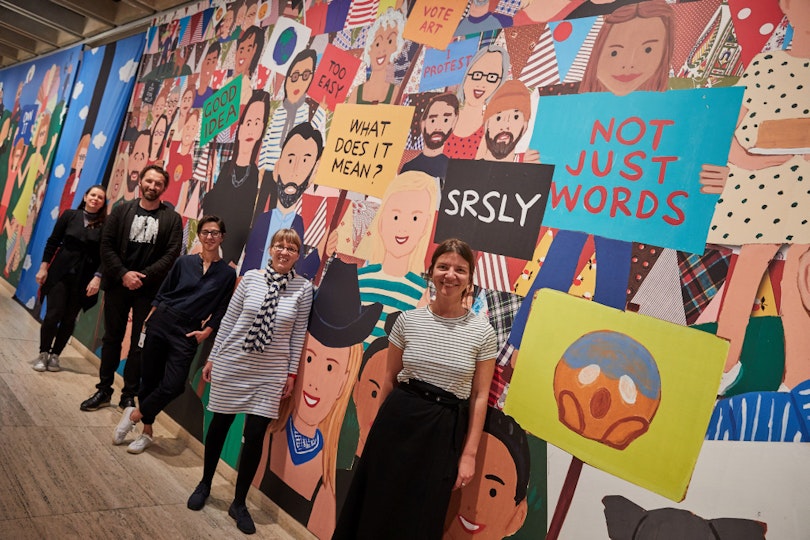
left=308, top=258, right=383, bottom=348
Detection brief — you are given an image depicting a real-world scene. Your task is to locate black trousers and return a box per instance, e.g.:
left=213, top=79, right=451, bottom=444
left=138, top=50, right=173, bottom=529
left=97, top=285, right=154, bottom=398
left=40, top=276, right=82, bottom=355
left=138, top=304, right=200, bottom=425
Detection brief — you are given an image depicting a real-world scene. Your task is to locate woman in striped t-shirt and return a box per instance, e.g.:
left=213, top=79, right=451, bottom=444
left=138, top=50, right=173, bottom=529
left=334, top=238, right=498, bottom=539
left=186, top=228, right=313, bottom=535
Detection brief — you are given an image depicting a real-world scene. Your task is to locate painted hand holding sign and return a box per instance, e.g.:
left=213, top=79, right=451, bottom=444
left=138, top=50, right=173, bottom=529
left=529, top=88, right=744, bottom=253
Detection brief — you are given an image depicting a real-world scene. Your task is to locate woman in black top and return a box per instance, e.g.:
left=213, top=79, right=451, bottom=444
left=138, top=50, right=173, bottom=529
left=33, top=185, right=106, bottom=372
left=112, top=215, right=236, bottom=454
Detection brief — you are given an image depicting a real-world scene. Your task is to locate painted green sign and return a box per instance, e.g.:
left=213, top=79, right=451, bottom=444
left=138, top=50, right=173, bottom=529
left=200, top=76, right=242, bottom=146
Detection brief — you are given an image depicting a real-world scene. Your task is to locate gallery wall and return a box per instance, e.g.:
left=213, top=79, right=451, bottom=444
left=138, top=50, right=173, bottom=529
left=0, top=0, right=807, bottom=538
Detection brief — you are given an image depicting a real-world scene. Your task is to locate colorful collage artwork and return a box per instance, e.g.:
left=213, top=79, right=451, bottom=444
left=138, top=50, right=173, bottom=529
left=0, top=0, right=808, bottom=538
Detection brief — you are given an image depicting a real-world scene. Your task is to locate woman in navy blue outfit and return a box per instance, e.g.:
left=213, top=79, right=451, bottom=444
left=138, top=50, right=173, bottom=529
left=112, top=215, right=236, bottom=454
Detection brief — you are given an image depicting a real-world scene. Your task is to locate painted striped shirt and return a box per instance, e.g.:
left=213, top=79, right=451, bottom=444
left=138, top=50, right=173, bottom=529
left=390, top=306, right=498, bottom=399
left=357, top=264, right=425, bottom=348
left=208, top=270, right=313, bottom=418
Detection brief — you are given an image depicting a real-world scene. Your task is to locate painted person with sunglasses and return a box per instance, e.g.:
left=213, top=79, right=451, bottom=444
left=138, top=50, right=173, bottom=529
left=112, top=216, right=236, bottom=454
left=258, top=48, right=326, bottom=172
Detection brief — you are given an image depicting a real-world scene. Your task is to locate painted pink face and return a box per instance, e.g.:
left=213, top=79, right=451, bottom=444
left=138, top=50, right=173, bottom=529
left=237, top=101, right=265, bottom=146
left=595, top=16, right=667, bottom=96
left=181, top=114, right=199, bottom=148
left=378, top=188, right=432, bottom=261
left=370, top=26, right=399, bottom=72
left=180, top=90, right=193, bottom=113
left=462, top=52, right=503, bottom=106
left=294, top=334, right=351, bottom=428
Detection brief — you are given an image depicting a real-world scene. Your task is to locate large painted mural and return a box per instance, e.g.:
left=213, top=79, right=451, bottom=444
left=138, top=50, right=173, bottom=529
left=1, top=0, right=808, bottom=538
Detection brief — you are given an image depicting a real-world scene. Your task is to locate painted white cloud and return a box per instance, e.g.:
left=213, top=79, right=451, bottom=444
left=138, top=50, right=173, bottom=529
left=92, top=132, right=107, bottom=149
left=79, top=105, right=89, bottom=120
left=26, top=296, right=36, bottom=310
left=90, top=47, right=100, bottom=55
left=50, top=205, right=60, bottom=220
left=72, top=80, right=84, bottom=100
left=23, top=254, right=32, bottom=271
left=54, top=164, right=66, bottom=178
left=119, top=59, right=139, bottom=83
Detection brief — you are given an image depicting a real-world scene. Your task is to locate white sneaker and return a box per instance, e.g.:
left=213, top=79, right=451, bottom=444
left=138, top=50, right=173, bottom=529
left=127, top=433, right=153, bottom=454
left=47, top=353, right=61, bottom=372
left=32, top=352, right=49, bottom=372
left=113, top=406, right=136, bottom=445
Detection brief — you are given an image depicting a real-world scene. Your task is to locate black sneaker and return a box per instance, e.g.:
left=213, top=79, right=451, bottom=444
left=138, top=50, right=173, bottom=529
left=228, top=502, right=256, bottom=534
left=119, top=395, right=136, bottom=409
left=80, top=390, right=111, bottom=411
left=187, top=482, right=210, bottom=511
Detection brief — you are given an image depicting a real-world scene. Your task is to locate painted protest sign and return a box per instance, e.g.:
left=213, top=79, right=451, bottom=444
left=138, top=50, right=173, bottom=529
left=200, top=76, right=241, bottom=145
left=403, top=0, right=467, bottom=50
left=505, top=289, right=727, bottom=501
left=307, top=44, right=362, bottom=110
left=419, top=37, right=480, bottom=92
left=315, top=103, right=414, bottom=198
left=262, top=17, right=311, bottom=75
left=530, top=88, right=743, bottom=254
left=436, top=159, right=553, bottom=260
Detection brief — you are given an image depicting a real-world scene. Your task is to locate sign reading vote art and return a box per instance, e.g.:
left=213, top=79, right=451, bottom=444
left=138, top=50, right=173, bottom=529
left=530, top=88, right=743, bottom=253
left=403, top=0, right=467, bottom=50
left=307, top=44, right=362, bottom=110
left=436, top=159, right=553, bottom=260
left=315, top=103, right=414, bottom=198
left=200, top=76, right=241, bottom=146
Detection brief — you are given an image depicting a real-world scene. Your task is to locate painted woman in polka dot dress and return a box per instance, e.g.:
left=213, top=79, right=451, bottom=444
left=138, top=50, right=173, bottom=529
left=702, top=0, right=810, bottom=391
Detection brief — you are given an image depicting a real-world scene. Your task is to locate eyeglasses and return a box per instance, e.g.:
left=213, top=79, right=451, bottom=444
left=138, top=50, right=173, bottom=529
left=288, top=70, right=312, bottom=83
left=467, top=71, right=501, bottom=83
left=199, top=230, right=222, bottom=238
left=273, top=244, right=299, bottom=254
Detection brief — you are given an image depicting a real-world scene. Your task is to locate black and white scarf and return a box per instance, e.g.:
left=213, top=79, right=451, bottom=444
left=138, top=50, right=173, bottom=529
left=243, top=264, right=295, bottom=352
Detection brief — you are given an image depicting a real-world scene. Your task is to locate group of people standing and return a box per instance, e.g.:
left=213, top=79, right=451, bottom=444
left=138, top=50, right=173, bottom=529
left=32, top=162, right=498, bottom=537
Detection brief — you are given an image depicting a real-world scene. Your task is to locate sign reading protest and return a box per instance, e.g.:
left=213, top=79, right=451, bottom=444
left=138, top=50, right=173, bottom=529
left=315, top=103, right=414, bottom=198
left=436, top=159, right=553, bottom=260
left=307, top=44, right=362, bottom=110
left=530, top=88, right=743, bottom=253
left=419, top=37, right=480, bottom=92
left=403, top=0, right=467, bottom=50
left=200, top=76, right=241, bottom=146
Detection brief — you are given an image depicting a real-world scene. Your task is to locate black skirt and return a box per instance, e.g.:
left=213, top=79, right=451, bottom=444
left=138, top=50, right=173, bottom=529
left=333, top=379, right=468, bottom=540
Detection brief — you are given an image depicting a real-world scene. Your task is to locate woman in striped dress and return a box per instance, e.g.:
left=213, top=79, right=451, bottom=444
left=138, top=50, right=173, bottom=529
left=186, top=228, right=313, bottom=535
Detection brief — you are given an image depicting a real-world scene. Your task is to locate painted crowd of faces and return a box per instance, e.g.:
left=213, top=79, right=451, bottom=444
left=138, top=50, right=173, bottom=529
left=104, top=0, right=808, bottom=538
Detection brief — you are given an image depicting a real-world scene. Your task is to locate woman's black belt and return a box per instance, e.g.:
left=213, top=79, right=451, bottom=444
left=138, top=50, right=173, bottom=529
left=400, top=379, right=465, bottom=406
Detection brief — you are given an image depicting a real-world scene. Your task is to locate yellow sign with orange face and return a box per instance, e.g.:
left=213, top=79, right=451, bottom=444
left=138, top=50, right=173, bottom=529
left=504, top=289, right=728, bottom=501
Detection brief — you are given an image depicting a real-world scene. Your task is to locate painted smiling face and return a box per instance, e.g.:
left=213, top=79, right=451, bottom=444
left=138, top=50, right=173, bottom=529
left=463, top=52, right=503, bottom=106
left=595, top=16, right=666, bottom=96
left=444, top=433, right=527, bottom=540
left=294, top=333, right=351, bottom=428
left=369, top=25, right=399, bottom=72
left=378, top=188, right=432, bottom=261
left=234, top=32, right=257, bottom=77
